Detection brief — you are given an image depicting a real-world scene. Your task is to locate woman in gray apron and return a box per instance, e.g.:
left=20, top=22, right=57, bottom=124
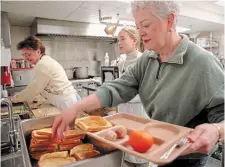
left=117, top=27, right=149, bottom=167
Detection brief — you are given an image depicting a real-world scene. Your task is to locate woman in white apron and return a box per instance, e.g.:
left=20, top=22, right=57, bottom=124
left=11, top=36, right=80, bottom=110
left=117, top=28, right=149, bottom=167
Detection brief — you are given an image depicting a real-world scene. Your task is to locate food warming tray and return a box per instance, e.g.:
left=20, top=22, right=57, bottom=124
left=19, top=116, right=119, bottom=167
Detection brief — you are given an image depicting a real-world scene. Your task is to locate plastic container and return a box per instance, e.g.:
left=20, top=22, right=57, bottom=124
left=11, top=59, right=17, bottom=68
left=21, top=60, right=25, bottom=68
left=104, top=53, right=110, bottom=66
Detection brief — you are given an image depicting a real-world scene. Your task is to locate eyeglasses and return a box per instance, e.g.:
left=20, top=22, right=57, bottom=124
left=22, top=54, right=31, bottom=58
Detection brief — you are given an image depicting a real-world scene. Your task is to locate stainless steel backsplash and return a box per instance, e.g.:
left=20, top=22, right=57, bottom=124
left=39, top=36, right=120, bottom=69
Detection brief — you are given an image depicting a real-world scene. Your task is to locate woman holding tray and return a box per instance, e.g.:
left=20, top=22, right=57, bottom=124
left=52, top=1, right=224, bottom=167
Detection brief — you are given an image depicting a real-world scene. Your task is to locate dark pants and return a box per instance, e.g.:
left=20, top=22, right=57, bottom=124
left=159, top=156, right=208, bottom=167
left=122, top=161, right=149, bottom=167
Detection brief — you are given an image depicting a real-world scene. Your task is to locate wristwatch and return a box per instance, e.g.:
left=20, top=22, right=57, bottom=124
left=212, top=123, right=224, bottom=143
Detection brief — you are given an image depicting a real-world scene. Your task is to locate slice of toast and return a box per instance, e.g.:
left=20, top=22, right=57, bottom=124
left=38, top=157, right=76, bottom=167
left=59, top=139, right=82, bottom=145
left=31, top=138, right=52, bottom=144
left=31, top=151, right=54, bottom=160
left=32, top=131, right=51, bottom=139
left=75, top=116, right=112, bottom=132
left=59, top=143, right=82, bottom=151
left=35, top=128, right=52, bottom=135
left=30, top=141, right=54, bottom=148
left=63, top=129, right=85, bottom=139
left=30, top=144, right=58, bottom=152
left=73, top=150, right=100, bottom=160
left=39, top=151, right=68, bottom=161
left=70, top=143, right=94, bottom=156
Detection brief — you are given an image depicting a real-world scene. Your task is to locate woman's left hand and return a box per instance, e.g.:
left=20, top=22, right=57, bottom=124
left=10, top=94, right=17, bottom=103
left=182, top=123, right=220, bottom=155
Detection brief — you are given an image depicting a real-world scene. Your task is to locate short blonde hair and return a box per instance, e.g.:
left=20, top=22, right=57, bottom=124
left=120, top=27, right=143, bottom=52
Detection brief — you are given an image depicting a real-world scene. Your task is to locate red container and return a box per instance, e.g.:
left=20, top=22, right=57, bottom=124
left=1, top=66, right=11, bottom=85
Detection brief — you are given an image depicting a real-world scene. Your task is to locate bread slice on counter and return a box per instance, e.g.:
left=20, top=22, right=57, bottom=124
left=75, top=116, right=112, bottom=132
left=38, top=151, right=75, bottom=167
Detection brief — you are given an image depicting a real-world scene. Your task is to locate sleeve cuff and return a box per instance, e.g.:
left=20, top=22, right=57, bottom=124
left=95, top=88, right=110, bottom=107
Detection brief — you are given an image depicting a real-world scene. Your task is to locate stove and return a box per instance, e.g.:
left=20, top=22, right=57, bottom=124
left=70, top=79, right=100, bottom=98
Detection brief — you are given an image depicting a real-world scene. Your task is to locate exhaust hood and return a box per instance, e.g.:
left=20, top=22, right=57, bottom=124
left=31, top=18, right=117, bottom=42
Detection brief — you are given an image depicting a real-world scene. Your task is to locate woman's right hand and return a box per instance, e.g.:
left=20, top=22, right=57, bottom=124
left=52, top=106, right=78, bottom=140
left=52, top=94, right=102, bottom=140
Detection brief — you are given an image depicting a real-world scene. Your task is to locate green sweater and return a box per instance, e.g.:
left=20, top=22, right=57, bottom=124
left=96, top=35, right=224, bottom=127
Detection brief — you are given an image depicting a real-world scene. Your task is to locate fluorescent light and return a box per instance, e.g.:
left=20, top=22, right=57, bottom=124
left=215, top=0, right=224, bottom=6
left=176, top=26, right=191, bottom=33
left=117, top=0, right=131, bottom=3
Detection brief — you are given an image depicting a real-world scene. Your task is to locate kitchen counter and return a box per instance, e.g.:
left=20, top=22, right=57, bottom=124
left=28, top=103, right=61, bottom=118
left=69, top=78, right=102, bottom=85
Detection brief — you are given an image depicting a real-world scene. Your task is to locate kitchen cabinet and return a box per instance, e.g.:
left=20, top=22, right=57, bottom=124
left=194, top=31, right=224, bottom=67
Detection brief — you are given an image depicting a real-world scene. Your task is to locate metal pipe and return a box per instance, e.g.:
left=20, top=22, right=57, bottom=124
left=1, top=98, right=18, bottom=152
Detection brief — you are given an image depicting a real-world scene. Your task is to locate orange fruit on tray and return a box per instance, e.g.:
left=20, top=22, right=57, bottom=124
left=129, top=130, right=154, bottom=153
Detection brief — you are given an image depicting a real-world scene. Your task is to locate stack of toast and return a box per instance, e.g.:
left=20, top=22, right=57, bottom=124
left=37, top=144, right=100, bottom=167
left=30, top=128, right=85, bottom=160
left=32, top=116, right=112, bottom=164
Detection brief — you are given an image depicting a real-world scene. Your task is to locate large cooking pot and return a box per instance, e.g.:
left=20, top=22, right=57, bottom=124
left=74, top=67, right=88, bottom=79
left=65, top=68, right=75, bottom=80
left=88, top=61, right=101, bottom=77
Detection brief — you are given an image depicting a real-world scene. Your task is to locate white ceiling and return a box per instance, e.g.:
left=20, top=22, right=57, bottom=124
left=1, top=1, right=224, bottom=33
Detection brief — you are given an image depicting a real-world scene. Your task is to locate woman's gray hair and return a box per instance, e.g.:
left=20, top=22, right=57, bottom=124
left=131, top=1, right=180, bottom=28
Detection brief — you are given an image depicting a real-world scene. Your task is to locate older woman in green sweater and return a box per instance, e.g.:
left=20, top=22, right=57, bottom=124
left=52, top=1, right=224, bottom=167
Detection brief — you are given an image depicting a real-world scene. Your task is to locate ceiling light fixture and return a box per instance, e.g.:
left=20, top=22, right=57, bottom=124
left=176, top=26, right=191, bottom=33
left=215, top=0, right=224, bottom=6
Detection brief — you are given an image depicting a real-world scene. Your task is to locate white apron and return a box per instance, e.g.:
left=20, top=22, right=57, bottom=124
left=118, top=95, right=149, bottom=164
left=41, top=90, right=80, bottom=110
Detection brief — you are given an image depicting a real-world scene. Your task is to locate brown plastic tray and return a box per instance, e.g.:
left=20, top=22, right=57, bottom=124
left=85, top=113, right=192, bottom=165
